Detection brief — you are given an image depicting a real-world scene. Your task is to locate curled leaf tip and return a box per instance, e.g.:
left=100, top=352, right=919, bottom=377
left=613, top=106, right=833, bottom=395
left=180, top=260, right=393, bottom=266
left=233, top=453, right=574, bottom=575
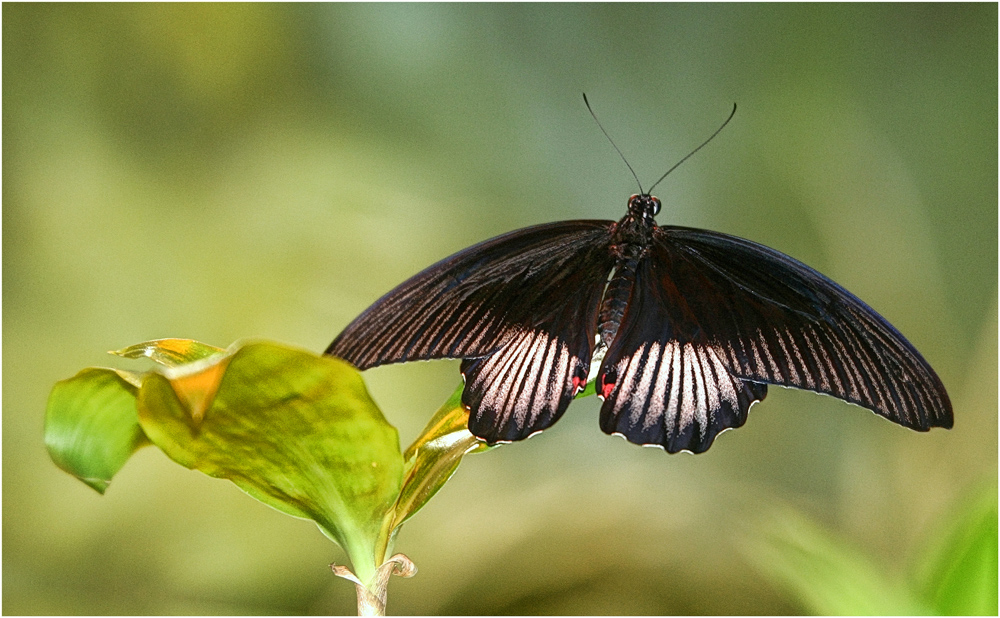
left=79, top=477, right=112, bottom=494
left=330, top=563, right=364, bottom=586
left=384, top=553, right=417, bottom=578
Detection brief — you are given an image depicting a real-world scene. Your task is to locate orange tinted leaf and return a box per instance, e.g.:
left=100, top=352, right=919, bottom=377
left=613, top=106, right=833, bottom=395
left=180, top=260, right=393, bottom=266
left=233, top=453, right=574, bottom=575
left=112, top=338, right=224, bottom=367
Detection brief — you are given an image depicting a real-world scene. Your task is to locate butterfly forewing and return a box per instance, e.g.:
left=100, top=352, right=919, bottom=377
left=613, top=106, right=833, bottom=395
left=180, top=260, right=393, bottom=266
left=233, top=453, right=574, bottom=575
left=327, top=220, right=617, bottom=443
left=651, top=226, right=952, bottom=431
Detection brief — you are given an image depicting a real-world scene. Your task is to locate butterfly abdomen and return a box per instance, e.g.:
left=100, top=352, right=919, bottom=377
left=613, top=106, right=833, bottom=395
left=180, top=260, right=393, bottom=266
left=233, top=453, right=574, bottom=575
left=598, top=209, right=655, bottom=349
left=598, top=249, right=642, bottom=348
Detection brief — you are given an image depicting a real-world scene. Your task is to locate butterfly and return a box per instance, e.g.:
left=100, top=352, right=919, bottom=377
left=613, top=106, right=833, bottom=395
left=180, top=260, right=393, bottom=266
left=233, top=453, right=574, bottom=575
left=326, top=100, right=952, bottom=454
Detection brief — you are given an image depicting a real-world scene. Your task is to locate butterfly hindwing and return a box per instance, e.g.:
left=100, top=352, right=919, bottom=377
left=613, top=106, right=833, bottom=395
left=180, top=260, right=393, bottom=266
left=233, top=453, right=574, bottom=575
left=460, top=326, right=589, bottom=443
left=327, top=220, right=617, bottom=443
left=597, top=257, right=769, bottom=453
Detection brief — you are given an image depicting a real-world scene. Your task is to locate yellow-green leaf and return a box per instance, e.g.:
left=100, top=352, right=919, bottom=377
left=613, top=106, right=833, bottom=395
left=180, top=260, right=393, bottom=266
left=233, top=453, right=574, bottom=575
left=391, top=383, right=490, bottom=531
left=916, top=486, right=998, bottom=616
left=744, top=508, right=929, bottom=615
left=44, top=368, right=149, bottom=494
left=135, top=341, right=403, bottom=585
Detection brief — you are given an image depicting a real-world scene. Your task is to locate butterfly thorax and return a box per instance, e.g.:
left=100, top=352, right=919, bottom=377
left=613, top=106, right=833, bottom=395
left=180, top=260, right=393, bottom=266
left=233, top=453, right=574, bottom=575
left=597, top=194, right=661, bottom=348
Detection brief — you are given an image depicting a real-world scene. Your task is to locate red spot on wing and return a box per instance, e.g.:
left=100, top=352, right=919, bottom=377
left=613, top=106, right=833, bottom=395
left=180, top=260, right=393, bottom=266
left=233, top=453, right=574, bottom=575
left=601, top=381, right=616, bottom=398
left=572, top=375, right=584, bottom=392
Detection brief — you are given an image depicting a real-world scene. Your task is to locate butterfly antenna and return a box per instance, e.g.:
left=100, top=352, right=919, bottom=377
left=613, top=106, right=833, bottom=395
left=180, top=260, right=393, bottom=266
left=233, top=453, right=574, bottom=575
left=647, top=103, right=737, bottom=195
left=583, top=93, right=644, bottom=194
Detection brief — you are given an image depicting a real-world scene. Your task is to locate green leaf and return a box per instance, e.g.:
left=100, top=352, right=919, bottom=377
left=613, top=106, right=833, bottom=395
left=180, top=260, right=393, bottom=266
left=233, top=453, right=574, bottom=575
left=47, top=337, right=492, bottom=594
left=45, top=368, right=149, bottom=494
left=135, top=341, right=404, bottom=585
left=574, top=378, right=597, bottom=399
left=916, top=486, right=998, bottom=616
left=390, top=383, right=490, bottom=531
left=112, top=338, right=225, bottom=367
left=744, top=508, right=929, bottom=615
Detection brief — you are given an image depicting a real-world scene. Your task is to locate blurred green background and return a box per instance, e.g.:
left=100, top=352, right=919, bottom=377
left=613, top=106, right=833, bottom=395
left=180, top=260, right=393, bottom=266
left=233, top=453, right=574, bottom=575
left=4, top=4, right=996, bottom=615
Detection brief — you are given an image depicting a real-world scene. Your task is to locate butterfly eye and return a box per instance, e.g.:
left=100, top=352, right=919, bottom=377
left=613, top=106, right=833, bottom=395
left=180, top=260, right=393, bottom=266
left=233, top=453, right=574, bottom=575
left=629, top=195, right=660, bottom=217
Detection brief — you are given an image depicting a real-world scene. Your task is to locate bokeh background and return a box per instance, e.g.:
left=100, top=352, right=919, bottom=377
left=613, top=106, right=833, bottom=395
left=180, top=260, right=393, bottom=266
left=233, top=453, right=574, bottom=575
left=4, top=4, right=996, bottom=615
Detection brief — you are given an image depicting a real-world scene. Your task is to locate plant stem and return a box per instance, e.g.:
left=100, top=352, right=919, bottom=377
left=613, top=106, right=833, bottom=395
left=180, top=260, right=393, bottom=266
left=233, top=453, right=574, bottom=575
left=332, top=553, right=417, bottom=616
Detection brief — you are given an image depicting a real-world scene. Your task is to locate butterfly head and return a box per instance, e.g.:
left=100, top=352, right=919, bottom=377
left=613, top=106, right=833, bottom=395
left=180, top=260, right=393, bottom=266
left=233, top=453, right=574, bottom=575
left=628, top=194, right=661, bottom=222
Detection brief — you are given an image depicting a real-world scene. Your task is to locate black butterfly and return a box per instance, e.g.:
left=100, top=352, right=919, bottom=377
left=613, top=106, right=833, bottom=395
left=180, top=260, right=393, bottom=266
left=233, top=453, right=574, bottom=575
left=326, top=102, right=952, bottom=454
